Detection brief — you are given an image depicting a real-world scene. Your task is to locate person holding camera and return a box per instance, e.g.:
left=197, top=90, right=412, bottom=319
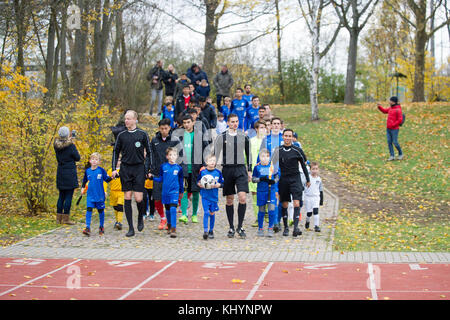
left=147, top=60, right=165, bottom=116
left=54, top=126, right=80, bottom=225
left=377, top=96, right=404, bottom=161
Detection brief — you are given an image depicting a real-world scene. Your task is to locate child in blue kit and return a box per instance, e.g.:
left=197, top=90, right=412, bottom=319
left=81, top=153, right=112, bottom=236
left=197, top=154, right=224, bottom=240
left=150, top=147, right=184, bottom=238
left=252, top=148, right=280, bottom=237
left=161, top=96, right=176, bottom=128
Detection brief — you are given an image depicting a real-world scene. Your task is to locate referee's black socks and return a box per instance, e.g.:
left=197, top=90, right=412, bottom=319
left=282, top=207, right=288, bottom=228
left=293, top=207, right=301, bottom=229
left=226, top=204, right=234, bottom=229
left=237, top=203, right=246, bottom=230
left=124, top=199, right=134, bottom=230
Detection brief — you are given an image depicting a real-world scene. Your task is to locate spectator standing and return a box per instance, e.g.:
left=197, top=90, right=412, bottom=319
left=147, top=60, right=165, bottom=115
left=54, top=126, right=80, bottom=225
left=162, top=64, right=178, bottom=98
left=377, top=96, right=404, bottom=161
left=213, top=65, right=234, bottom=108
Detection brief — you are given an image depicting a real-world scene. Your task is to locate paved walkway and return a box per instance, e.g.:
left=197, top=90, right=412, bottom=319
left=0, top=187, right=448, bottom=263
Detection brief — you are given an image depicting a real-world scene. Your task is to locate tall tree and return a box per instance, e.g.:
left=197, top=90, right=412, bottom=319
left=275, top=0, right=285, bottom=103
left=299, top=0, right=343, bottom=120
left=332, top=0, right=380, bottom=105
left=386, top=0, right=449, bottom=101
left=151, top=0, right=276, bottom=77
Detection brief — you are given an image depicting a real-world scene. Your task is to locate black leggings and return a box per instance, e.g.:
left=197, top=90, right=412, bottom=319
left=146, top=188, right=155, bottom=215
left=57, top=189, right=75, bottom=215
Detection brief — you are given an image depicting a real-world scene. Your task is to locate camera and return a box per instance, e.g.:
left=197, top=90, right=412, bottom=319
left=71, top=130, right=77, bottom=138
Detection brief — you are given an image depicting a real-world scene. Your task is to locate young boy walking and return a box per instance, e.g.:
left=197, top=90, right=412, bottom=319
left=252, top=148, right=279, bottom=237
left=197, top=154, right=224, bottom=240
left=107, top=158, right=124, bottom=230
left=150, top=147, right=184, bottom=238
left=304, top=162, right=324, bottom=232
left=82, top=153, right=112, bottom=236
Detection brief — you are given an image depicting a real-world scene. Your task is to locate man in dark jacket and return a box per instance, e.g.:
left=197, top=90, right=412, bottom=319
left=174, top=114, right=209, bottom=224
left=150, top=118, right=183, bottom=230
left=162, top=64, right=178, bottom=97
left=147, top=60, right=164, bottom=115
left=198, top=96, right=217, bottom=129
left=175, top=85, right=192, bottom=121
left=173, top=73, right=191, bottom=98
left=213, top=65, right=234, bottom=108
left=54, top=126, right=81, bottom=225
left=187, top=63, right=208, bottom=88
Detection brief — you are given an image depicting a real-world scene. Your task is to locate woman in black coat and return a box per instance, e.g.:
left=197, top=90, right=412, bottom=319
left=54, top=126, right=80, bottom=225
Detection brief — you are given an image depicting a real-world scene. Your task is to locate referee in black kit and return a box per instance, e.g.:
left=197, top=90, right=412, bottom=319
left=271, top=129, right=310, bottom=237
left=214, top=113, right=252, bottom=239
left=112, top=110, right=152, bottom=237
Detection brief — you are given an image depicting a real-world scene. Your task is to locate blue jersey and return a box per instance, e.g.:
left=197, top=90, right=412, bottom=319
left=260, top=132, right=284, bottom=157
left=82, top=167, right=111, bottom=203
left=153, top=162, right=184, bottom=195
left=242, top=94, right=254, bottom=105
left=230, top=98, right=249, bottom=130
left=197, top=168, right=224, bottom=203
left=252, top=163, right=279, bottom=193
left=220, top=104, right=230, bottom=122
left=161, top=106, right=176, bottom=128
left=245, top=106, right=260, bottom=131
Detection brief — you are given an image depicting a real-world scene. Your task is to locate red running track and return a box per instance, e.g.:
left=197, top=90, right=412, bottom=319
left=0, top=257, right=448, bottom=300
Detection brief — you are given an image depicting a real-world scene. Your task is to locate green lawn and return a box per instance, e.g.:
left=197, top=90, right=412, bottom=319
left=274, top=102, right=449, bottom=251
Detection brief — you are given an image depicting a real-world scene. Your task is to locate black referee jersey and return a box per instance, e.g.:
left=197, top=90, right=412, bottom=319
left=112, top=128, right=152, bottom=172
left=271, top=144, right=310, bottom=181
left=214, top=129, right=252, bottom=172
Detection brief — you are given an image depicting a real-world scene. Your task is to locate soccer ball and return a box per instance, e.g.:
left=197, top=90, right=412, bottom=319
left=200, top=174, right=216, bottom=189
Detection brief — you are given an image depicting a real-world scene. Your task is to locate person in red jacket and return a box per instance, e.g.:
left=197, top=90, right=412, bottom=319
left=377, top=96, right=403, bottom=161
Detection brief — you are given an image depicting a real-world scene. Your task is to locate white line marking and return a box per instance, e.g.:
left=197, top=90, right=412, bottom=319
left=246, top=262, right=273, bottom=300
left=409, top=264, right=428, bottom=270
left=117, top=261, right=176, bottom=300
left=0, top=259, right=82, bottom=297
left=367, top=263, right=378, bottom=300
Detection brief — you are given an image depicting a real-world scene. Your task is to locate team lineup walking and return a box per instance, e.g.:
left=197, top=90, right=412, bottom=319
left=72, top=60, right=330, bottom=240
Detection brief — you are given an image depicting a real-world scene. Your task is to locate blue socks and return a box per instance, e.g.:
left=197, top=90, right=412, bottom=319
left=203, top=211, right=215, bottom=232
left=268, top=209, right=276, bottom=228
left=258, top=210, right=265, bottom=229
left=170, top=206, right=177, bottom=228
left=85, top=209, right=104, bottom=229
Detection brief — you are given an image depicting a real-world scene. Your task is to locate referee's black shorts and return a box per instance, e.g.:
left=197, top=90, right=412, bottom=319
left=222, top=165, right=249, bottom=196
left=120, top=163, right=146, bottom=192
left=278, top=175, right=303, bottom=203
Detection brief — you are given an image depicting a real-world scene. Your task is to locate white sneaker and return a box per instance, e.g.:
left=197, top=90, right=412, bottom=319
left=387, top=156, right=395, bottom=161
left=397, top=154, right=403, bottom=160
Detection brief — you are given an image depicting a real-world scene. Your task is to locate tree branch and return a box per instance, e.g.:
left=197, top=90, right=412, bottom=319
left=215, top=26, right=276, bottom=52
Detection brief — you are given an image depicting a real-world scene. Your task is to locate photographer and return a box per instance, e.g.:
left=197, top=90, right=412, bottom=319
left=54, top=127, right=80, bottom=225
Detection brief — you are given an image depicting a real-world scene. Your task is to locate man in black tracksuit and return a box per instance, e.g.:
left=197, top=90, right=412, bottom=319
left=271, top=129, right=310, bottom=237
left=112, top=110, right=152, bottom=237
left=214, top=113, right=252, bottom=238
left=150, top=118, right=183, bottom=229
left=198, top=96, right=217, bottom=129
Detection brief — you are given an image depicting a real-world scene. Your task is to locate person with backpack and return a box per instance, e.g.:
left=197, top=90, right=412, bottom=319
left=377, top=96, right=404, bottom=161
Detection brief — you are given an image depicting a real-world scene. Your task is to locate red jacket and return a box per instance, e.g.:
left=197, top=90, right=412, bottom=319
left=378, top=104, right=402, bottom=130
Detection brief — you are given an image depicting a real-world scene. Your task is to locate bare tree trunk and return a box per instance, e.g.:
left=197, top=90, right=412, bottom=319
left=13, top=0, right=27, bottom=75
left=275, top=0, right=285, bottom=104
left=203, top=0, right=220, bottom=78
left=413, top=4, right=427, bottom=102
left=45, top=0, right=57, bottom=100
left=71, top=0, right=89, bottom=96
left=60, top=1, right=70, bottom=93
left=344, top=29, right=358, bottom=104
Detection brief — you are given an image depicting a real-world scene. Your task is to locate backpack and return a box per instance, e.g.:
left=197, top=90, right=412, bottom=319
left=110, top=124, right=126, bottom=145
left=399, top=112, right=405, bottom=126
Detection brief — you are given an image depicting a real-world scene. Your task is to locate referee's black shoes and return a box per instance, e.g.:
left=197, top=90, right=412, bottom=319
left=293, top=228, right=302, bottom=237
left=227, top=228, right=235, bottom=238
left=237, top=228, right=246, bottom=239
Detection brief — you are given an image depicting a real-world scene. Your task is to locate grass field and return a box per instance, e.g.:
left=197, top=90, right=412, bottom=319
left=274, top=102, right=449, bottom=251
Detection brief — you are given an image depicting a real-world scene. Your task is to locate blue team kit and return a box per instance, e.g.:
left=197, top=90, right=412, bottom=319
left=82, top=167, right=111, bottom=209
left=252, top=163, right=279, bottom=206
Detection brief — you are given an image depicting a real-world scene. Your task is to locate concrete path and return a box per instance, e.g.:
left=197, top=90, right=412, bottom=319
left=0, top=186, right=448, bottom=263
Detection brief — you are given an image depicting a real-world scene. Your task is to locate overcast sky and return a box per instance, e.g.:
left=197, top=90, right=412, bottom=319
left=157, top=0, right=449, bottom=74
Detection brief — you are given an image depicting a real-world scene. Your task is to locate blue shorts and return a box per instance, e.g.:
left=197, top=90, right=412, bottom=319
left=86, top=200, right=105, bottom=210
left=256, top=190, right=277, bottom=207
left=162, top=193, right=179, bottom=205
left=202, top=199, right=219, bottom=214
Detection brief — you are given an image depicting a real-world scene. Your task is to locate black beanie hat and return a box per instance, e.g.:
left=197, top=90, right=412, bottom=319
left=390, top=96, right=398, bottom=104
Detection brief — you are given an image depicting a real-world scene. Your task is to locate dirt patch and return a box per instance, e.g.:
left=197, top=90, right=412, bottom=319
left=321, top=169, right=449, bottom=223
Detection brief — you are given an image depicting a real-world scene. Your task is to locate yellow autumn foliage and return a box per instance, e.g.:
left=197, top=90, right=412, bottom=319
left=0, top=62, right=114, bottom=215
